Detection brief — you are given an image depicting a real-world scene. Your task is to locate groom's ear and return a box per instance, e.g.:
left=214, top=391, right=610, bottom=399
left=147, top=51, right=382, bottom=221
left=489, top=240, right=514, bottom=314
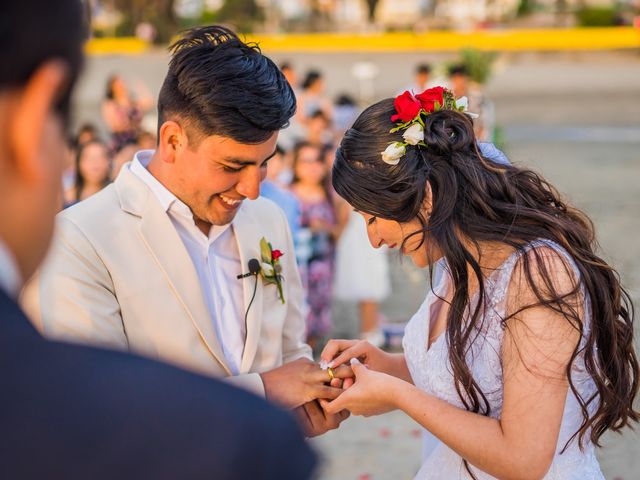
left=158, top=120, right=187, bottom=163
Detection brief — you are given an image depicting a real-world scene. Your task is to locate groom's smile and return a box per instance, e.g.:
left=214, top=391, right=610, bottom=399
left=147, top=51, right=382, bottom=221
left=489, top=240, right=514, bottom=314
left=151, top=125, right=279, bottom=229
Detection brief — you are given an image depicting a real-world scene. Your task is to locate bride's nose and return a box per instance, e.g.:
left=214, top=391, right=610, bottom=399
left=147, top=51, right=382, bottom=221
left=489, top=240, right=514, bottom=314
left=366, top=226, right=382, bottom=249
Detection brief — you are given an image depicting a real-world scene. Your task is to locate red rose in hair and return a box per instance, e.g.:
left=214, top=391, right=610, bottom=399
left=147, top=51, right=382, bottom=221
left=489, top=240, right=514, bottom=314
left=415, top=86, right=446, bottom=113
left=391, top=91, right=422, bottom=123
left=271, top=249, right=284, bottom=260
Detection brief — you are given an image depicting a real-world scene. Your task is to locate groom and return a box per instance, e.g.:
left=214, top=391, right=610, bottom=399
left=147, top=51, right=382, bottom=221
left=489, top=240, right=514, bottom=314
left=26, top=25, right=347, bottom=434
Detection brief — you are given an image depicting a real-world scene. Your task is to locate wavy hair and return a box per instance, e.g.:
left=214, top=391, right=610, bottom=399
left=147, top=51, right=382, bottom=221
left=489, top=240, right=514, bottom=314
left=332, top=99, right=638, bottom=469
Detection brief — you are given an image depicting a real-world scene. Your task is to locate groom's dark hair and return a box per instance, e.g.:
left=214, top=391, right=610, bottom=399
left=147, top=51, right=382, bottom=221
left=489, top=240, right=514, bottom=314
left=157, top=25, right=296, bottom=145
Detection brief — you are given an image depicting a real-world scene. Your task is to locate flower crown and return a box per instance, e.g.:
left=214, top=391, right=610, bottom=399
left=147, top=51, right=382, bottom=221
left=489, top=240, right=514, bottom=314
left=381, top=86, right=478, bottom=165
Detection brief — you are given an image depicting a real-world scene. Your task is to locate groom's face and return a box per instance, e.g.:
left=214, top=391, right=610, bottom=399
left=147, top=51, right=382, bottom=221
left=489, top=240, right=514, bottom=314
left=173, top=131, right=279, bottom=226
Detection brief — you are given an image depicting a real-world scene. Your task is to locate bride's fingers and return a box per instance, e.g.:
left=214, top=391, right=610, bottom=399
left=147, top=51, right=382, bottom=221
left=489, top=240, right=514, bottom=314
left=327, top=344, right=367, bottom=369
left=343, top=377, right=355, bottom=389
left=320, top=339, right=358, bottom=364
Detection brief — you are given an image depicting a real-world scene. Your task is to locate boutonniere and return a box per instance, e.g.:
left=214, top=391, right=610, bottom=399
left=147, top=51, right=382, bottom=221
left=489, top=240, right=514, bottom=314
left=259, top=237, right=285, bottom=304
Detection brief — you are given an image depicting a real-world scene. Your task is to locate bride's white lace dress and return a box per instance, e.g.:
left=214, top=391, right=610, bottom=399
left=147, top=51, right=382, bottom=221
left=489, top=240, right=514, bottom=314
left=402, top=240, right=604, bottom=479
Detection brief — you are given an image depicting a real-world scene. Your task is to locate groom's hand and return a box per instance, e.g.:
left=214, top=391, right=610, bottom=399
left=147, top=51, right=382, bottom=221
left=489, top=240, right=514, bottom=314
left=260, top=358, right=351, bottom=410
left=294, top=400, right=349, bottom=437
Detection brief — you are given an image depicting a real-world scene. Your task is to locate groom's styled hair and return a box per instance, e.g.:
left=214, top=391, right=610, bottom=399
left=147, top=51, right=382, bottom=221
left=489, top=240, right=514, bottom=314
left=157, top=25, right=296, bottom=145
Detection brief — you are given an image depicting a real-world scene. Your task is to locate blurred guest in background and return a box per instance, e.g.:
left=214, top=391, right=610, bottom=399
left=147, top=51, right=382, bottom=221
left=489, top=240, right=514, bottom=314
left=448, top=64, right=494, bottom=142
left=278, top=62, right=305, bottom=151
left=306, top=109, right=334, bottom=148
left=280, top=61, right=298, bottom=90
left=333, top=94, right=359, bottom=137
left=64, top=139, right=111, bottom=208
left=291, top=142, right=339, bottom=349
left=111, top=140, right=139, bottom=180
left=101, top=74, right=153, bottom=153
left=299, top=70, right=333, bottom=126
left=334, top=209, right=390, bottom=347
left=411, top=63, right=433, bottom=93
left=261, top=146, right=301, bottom=243
left=76, top=122, right=99, bottom=146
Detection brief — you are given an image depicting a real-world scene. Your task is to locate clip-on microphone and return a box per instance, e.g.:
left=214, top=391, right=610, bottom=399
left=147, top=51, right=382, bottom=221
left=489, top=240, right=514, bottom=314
left=237, top=258, right=261, bottom=279
left=238, top=258, right=261, bottom=338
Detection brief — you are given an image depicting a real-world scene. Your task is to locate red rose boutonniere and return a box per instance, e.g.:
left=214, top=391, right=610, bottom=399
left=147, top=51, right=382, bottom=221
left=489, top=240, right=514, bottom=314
left=259, top=238, right=285, bottom=304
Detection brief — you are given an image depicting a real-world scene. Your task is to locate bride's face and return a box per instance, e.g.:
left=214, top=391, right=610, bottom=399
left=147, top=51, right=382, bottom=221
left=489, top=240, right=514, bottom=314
left=358, top=212, right=436, bottom=268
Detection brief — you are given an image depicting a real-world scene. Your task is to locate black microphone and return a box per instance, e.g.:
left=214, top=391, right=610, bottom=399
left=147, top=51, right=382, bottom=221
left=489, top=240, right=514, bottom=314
left=240, top=258, right=262, bottom=335
left=237, top=258, right=261, bottom=279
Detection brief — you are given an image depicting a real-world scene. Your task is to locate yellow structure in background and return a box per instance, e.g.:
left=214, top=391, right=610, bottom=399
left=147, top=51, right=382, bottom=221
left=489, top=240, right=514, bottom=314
left=86, top=37, right=149, bottom=55
left=87, top=27, right=639, bottom=55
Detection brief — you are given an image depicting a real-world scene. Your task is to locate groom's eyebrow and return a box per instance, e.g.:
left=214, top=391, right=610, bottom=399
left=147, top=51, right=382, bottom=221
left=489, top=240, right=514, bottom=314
left=223, top=150, right=277, bottom=167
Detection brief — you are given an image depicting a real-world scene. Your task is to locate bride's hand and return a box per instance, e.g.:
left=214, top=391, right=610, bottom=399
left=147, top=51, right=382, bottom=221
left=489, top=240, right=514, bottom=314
left=321, top=338, right=390, bottom=373
left=320, top=359, right=403, bottom=417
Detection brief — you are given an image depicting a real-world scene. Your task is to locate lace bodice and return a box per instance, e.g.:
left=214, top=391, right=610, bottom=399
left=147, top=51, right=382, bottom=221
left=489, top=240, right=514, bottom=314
left=402, top=240, right=604, bottom=479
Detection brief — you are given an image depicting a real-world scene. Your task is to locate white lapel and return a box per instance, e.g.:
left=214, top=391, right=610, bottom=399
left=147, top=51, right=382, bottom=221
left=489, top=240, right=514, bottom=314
left=233, top=205, right=265, bottom=373
left=115, top=166, right=232, bottom=375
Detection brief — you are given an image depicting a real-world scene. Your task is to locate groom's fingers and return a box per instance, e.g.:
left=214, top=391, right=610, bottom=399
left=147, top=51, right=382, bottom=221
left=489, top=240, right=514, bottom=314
left=332, top=364, right=354, bottom=379
left=312, top=364, right=352, bottom=384
left=312, top=385, right=344, bottom=401
left=322, top=395, right=346, bottom=415
left=329, top=378, right=343, bottom=388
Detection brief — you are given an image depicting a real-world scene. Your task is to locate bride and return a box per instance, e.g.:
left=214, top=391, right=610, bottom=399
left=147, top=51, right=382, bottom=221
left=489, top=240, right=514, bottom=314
left=320, top=87, right=638, bottom=479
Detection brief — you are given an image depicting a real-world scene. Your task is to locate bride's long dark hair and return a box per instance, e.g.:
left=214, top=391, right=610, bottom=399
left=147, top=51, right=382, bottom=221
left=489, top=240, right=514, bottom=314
left=333, top=99, right=638, bottom=458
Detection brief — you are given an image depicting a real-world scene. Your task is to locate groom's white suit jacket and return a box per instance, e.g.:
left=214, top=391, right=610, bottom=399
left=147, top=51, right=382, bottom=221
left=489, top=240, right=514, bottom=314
left=24, top=164, right=312, bottom=396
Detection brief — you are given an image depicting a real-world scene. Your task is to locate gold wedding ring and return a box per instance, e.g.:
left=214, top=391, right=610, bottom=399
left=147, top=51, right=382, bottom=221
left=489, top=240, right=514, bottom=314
left=326, top=367, right=335, bottom=381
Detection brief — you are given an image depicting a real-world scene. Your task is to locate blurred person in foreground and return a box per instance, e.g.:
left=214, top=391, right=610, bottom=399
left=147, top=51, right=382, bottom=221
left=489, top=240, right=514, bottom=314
left=0, top=1, right=315, bottom=478
left=26, top=24, right=349, bottom=436
left=320, top=87, right=639, bottom=479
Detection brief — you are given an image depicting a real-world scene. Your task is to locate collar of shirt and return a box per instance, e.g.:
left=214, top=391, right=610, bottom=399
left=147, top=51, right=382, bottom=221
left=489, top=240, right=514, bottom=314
left=130, top=149, right=231, bottom=244
left=0, top=236, right=23, bottom=299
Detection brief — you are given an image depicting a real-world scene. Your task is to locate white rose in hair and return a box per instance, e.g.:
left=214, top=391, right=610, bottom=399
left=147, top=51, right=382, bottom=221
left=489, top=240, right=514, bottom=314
left=456, top=96, right=469, bottom=110
left=381, top=142, right=406, bottom=165
left=456, top=96, right=480, bottom=118
left=402, top=123, right=424, bottom=145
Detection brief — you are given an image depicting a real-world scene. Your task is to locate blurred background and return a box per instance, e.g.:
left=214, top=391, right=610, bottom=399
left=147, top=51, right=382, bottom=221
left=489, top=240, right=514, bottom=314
left=68, top=1, right=640, bottom=478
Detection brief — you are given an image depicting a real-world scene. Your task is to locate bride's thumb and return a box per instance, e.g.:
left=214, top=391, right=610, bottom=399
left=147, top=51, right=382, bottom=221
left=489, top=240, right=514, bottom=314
left=350, top=357, right=366, bottom=375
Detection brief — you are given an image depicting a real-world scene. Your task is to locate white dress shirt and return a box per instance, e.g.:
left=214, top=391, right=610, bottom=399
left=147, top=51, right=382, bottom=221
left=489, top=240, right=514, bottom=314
left=0, top=237, right=22, bottom=299
left=131, top=150, right=246, bottom=374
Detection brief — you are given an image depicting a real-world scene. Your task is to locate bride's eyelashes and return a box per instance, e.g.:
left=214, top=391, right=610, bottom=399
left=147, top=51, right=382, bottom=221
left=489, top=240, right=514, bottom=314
left=368, top=216, right=377, bottom=225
